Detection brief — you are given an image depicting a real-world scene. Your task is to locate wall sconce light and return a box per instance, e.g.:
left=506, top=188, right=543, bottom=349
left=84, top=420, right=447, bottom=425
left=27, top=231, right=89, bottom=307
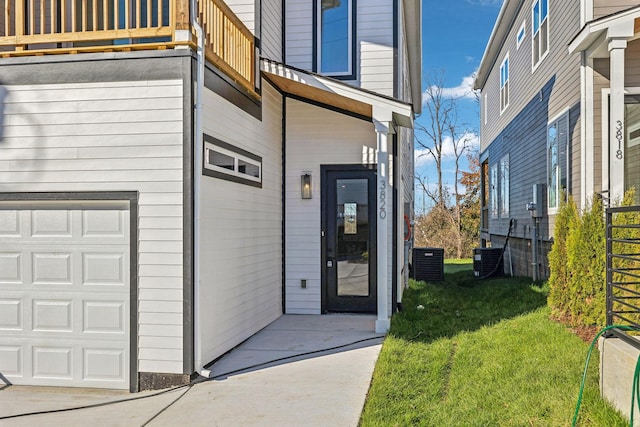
left=301, top=173, right=312, bottom=199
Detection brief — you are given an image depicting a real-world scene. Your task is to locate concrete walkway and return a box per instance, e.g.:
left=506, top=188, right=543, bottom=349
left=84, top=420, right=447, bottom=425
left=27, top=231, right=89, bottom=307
left=0, top=314, right=384, bottom=427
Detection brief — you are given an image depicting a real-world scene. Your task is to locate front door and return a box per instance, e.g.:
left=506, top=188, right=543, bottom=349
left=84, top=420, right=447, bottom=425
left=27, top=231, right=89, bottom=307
left=322, top=167, right=376, bottom=312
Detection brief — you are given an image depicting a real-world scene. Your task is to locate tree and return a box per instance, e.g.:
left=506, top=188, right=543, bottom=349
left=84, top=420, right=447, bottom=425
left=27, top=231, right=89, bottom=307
left=414, top=71, right=478, bottom=258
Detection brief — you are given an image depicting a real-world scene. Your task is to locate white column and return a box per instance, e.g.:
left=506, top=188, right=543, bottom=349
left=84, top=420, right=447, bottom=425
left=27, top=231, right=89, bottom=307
left=609, top=38, right=627, bottom=203
left=374, top=118, right=394, bottom=333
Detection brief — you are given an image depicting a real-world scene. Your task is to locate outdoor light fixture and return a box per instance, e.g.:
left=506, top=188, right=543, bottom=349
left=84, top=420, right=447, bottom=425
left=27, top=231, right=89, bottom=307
left=301, top=173, right=312, bottom=199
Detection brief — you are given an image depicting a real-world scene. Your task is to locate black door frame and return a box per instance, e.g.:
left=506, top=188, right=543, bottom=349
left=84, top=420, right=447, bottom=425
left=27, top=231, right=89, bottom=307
left=320, top=164, right=377, bottom=313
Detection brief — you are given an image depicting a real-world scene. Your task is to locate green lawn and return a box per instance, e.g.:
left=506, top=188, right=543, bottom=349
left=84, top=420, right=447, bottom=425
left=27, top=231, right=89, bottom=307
left=360, top=262, right=626, bottom=426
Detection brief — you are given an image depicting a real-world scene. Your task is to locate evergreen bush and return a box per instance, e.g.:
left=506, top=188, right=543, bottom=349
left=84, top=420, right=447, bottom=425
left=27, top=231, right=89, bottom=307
left=547, top=195, right=578, bottom=318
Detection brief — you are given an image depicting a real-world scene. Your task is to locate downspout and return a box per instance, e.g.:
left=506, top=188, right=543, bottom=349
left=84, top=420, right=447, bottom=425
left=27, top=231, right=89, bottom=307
left=190, top=0, right=208, bottom=378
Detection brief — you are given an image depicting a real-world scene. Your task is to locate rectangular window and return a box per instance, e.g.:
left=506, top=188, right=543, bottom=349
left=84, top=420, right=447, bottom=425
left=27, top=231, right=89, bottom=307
left=203, top=134, right=262, bottom=188
left=547, top=123, right=559, bottom=210
left=532, top=0, right=549, bottom=69
left=547, top=111, right=569, bottom=213
left=499, top=155, right=509, bottom=217
left=500, top=55, right=509, bottom=112
left=484, top=93, right=488, bottom=125
left=318, top=0, right=354, bottom=77
left=517, top=21, right=525, bottom=49
left=490, top=163, right=498, bottom=219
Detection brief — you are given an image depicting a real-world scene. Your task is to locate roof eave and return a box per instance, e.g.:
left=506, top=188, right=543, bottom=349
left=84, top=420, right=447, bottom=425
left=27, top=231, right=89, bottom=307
left=473, top=0, right=523, bottom=91
left=403, top=0, right=422, bottom=115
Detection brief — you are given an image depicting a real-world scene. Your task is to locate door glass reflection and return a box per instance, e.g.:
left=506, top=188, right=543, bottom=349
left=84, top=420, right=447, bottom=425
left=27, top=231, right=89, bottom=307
left=336, top=179, right=369, bottom=297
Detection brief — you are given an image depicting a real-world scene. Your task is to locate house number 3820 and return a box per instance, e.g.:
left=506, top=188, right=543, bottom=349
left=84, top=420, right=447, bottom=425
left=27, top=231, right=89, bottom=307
left=379, top=180, right=387, bottom=219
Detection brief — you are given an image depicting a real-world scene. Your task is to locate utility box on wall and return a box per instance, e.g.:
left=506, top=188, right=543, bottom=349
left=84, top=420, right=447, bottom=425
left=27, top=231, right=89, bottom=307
left=412, top=247, right=445, bottom=282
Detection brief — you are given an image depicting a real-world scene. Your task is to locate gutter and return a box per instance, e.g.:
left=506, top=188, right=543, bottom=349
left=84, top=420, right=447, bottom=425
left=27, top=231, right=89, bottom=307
left=189, top=0, right=206, bottom=377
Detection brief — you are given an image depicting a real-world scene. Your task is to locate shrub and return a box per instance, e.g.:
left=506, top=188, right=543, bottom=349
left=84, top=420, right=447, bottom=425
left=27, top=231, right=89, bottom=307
left=548, top=190, right=638, bottom=328
left=566, top=196, right=606, bottom=326
left=547, top=195, right=578, bottom=318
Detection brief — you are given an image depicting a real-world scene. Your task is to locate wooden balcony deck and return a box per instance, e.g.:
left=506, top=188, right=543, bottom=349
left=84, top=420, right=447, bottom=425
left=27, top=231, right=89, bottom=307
left=0, top=0, right=256, bottom=97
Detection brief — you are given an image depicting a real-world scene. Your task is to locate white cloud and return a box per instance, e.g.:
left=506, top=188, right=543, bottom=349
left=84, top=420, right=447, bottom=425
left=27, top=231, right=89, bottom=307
left=442, top=74, right=477, bottom=99
left=414, top=132, right=479, bottom=168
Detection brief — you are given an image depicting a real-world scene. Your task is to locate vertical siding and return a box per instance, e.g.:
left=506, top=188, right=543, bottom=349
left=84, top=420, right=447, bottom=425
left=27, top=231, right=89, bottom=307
left=0, top=80, right=185, bottom=374
left=285, top=99, right=394, bottom=314
left=593, top=0, right=639, bottom=19
left=197, top=82, right=283, bottom=365
left=261, top=0, right=283, bottom=61
left=284, top=0, right=394, bottom=97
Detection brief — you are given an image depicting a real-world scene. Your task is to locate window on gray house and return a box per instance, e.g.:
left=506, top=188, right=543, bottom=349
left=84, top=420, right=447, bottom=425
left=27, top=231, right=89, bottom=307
left=532, top=0, right=549, bottom=68
left=500, top=55, right=509, bottom=112
left=499, top=154, right=509, bottom=217
left=490, top=163, right=498, bottom=219
left=547, top=112, right=568, bottom=212
left=318, top=0, right=353, bottom=76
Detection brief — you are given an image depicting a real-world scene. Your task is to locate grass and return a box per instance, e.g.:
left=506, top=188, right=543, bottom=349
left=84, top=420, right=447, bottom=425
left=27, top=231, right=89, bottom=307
left=360, top=260, right=627, bottom=427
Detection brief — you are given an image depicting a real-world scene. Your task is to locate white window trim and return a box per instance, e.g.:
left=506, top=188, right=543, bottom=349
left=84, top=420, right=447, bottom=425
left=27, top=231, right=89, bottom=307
left=484, top=93, right=488, bottom=125
left=204, top=139, right=262, bottom=186
left=500, top=53, right=510, bottom=114
left=490, top=163, right=499, bottom=219
left=317, top=0, right=354, bottom=77
left=546, top=108, right=570, bottom=215
left=499, top=154, right=510, bottom=217
left=516, top=20, right=526, bottom=49
left=531, top=0, right=550, bottom=73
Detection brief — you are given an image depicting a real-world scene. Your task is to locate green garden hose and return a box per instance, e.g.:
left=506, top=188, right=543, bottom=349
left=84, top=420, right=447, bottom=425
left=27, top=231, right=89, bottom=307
left=572, top=324, right=640, bottom=427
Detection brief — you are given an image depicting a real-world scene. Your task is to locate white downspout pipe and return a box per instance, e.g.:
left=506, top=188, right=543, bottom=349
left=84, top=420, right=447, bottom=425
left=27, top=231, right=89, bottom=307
left=189, top=0, right=207, bottom=377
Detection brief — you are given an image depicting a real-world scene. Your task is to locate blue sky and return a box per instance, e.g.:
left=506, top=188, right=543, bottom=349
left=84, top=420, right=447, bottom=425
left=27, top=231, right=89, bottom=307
left=415, top=0, right=503, bottom=211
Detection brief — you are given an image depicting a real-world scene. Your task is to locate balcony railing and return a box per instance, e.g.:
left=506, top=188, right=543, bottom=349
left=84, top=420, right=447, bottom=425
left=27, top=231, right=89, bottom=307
left=0, top=0, right=256, bottom=96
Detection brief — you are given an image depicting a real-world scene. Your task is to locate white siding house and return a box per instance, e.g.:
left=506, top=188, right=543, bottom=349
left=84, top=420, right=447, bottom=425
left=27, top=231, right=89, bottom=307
left=0, top=0, right=421, bottom=391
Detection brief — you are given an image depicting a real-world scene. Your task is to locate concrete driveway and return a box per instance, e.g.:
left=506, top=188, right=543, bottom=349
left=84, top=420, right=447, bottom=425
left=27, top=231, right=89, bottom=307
left=0, top=314, right=384, bottom=426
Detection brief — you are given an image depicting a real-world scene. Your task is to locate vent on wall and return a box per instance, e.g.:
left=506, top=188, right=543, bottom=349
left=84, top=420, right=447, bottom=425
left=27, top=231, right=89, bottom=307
left=412, top=248, right=444, bottom=282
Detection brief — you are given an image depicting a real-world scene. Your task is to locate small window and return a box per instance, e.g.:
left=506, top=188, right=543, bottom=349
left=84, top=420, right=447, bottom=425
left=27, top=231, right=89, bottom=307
left=500, top=55, right=509, bottom=112
left=532, top=0, right=549, bottom=69
left=203, top=135, right=262, bottom=188
left=499, top=155, right=509, bottom=217
left=516, top=21, right=525, bottom=49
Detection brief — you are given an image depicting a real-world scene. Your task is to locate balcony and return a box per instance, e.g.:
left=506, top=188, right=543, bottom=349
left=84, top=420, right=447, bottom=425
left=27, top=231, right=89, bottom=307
left=0, top=0, right=256, bottom=97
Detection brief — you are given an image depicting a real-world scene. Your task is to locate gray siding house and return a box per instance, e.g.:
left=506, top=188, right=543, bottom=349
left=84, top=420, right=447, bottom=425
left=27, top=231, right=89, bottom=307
left=0, top=0, right=421, bottom=391
left=475, top=0, right=640, bottom=419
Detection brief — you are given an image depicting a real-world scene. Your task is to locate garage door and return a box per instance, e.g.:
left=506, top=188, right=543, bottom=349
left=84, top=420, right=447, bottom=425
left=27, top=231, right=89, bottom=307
left=0, top=202, right=131, bottom=389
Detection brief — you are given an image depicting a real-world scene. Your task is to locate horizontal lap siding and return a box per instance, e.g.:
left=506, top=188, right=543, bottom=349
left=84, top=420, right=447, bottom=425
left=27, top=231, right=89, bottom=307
left=594, top=1, right=639, bottom=19
left=285, top=99, right=380, bottom=314
left=197, top=82, right=283, bottom=366
left=285, top=0, right=394, bottom=96
left=0, top=80, right=185, bottom=374
left=593, top=39, right=640, bottom=196
left=358, top=0, right=394, bottom=96
left=480, top=0, right=581, bottom=236
left=285, top=0, right=313, bottom=69
left=262, top=0, right=283, bottom=61
left=224, top=0, right=255, bottom=33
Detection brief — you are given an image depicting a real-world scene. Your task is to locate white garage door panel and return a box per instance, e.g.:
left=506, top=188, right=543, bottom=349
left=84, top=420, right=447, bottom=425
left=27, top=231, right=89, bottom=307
left=0, top=203, right=130, bottom=389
